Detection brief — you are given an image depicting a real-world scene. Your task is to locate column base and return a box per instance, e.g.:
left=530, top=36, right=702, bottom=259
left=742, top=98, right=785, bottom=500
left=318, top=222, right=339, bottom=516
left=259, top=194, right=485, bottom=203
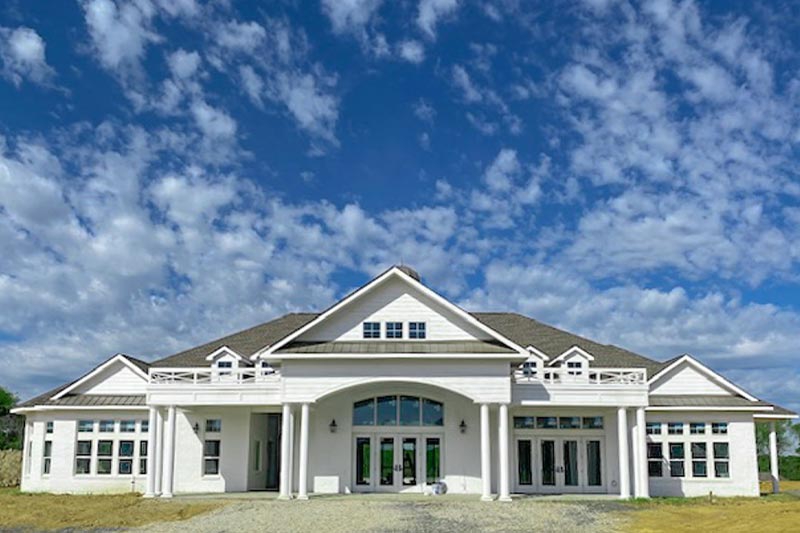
left=161, top=493, right=174, bottom=499
left=143, top=492, right=156, bottom=498
left=296, top=494, right=309, bottom=500
left=481, top=495, right=494, bottom=502
left=497, top=495, right=512, bottom=502
left=277, top=494, right=293, bottom=501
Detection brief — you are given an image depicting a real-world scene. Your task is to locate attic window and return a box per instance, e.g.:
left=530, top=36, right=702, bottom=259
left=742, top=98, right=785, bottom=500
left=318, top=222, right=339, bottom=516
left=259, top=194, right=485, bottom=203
left=566, top=361, right=583, bottom=376
left=363, top=322, right=380, bottom=339
left=386, top=322, right=403, bottom=339
left=409, top=322, right=426, bottom=339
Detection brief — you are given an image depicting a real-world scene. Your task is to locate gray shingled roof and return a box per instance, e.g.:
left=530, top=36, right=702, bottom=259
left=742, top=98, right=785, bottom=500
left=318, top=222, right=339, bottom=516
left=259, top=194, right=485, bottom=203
left=649, top=395, right=797, bottom=416
left=471, top=312, right=666, bottom=377
left=278, top=340, right=515, bottom=354
left=22, top=394, right=146, bottom=407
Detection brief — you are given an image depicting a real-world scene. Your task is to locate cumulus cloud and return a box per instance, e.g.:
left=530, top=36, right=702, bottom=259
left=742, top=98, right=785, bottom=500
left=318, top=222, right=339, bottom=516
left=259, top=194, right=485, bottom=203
left=398, top=40, right=425, bottom=64
left=81, top=0, right=160, bottom=74
left=321, top=0, right=383, bottom=34
left=0, top=26, right=55, bottom=87
left=417, top=0, right=460, bottom=39
left=190, top=100, right=237, bottom=140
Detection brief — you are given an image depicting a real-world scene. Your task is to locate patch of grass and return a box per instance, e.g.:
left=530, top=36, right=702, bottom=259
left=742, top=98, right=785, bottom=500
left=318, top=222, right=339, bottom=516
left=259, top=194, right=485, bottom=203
left=0, top=489, right=221, bottom=531
left=623, top=493, right=800, bottom=532
left=760, top=480, right=800, bottom=493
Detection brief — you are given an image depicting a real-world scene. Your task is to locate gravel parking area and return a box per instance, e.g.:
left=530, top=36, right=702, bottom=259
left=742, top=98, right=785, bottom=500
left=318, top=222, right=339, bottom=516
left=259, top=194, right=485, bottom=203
left=132, top=494, right=626, bottom=533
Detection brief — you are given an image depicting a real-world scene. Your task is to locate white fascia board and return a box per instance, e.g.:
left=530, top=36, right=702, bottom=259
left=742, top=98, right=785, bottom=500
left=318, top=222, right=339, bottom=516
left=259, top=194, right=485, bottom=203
left=11, top=405, right=148, bottom=414
left=269, top=353, right=524, bottom=360
left=253, top=266, right=528, bottom=359
left=648, top=354, right=758, bottom=401
left=204, top=345, right=245, bottom=361
left=525, top=345, right=550, bottom=361
left=753, top=413, right=799, bottom=420
left=51, top=354, right=149, bottom=400
left=549, top=345, right=596, bottom=365
left=645, top=406, right=773, bottom=412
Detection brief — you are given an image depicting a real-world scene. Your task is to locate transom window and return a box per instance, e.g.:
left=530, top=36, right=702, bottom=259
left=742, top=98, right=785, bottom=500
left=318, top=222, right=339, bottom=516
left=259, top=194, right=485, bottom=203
left=363, top=322, right=381, bottom=339
left=386, top=322, right=403, bottom=339
left=99, top=420, right=115, bottom=432
left=646, top=422, right=662, bottom=435
left=78, top=420, right=94, bottom=433
left=205, top=419, right=222, bottom=433
left=409, top=322, right=426, bottom=339
left=667, top=422, right=684, bottom=435
left=513, top=416, right=604, bottom=430
left=120, top=420, right=136, bottom=433
left=712, top=422, right=728, bottom=434
left=353, top=396, right=443, bottom=426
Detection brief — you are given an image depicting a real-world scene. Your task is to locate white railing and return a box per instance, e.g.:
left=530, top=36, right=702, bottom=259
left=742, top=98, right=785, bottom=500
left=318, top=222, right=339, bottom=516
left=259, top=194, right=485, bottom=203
left=149, top=367, right=280, bottom=385
left=513, top=367, right=646, bottom=385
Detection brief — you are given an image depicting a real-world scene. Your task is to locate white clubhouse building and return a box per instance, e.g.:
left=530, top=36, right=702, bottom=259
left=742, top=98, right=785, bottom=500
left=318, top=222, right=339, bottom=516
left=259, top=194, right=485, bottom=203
left=13, top=266, right=796, bottom=500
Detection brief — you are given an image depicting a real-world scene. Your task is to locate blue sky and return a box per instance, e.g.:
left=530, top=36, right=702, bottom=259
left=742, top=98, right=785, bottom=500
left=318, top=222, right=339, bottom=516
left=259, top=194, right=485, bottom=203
left=1, top=0, right=799, bottom=412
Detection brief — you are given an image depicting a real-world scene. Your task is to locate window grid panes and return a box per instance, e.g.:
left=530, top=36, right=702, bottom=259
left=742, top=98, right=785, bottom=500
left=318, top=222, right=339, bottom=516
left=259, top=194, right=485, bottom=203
left=386, top=322, right=403, bottom=339
left=139, top=441, right=148, bottom=475
left=363, top=322, right=380, bottom=339
left=43, top=441, right=52, bottom=475
left=712, top=422, right=728, bottom=434
left=353, top=396, right=444, bottom=427
left=120, top=420, right=136, bottom=433
left=76, top=440, right=92, bottom=474
left=513, top=416, right=603, bottom=430
left=669, top=443, right=685, bottom=477
left=645, top=422, right=661, bottom=435
left=78, top=420, right=94, bottom=433
left=667, top=423, right=684, bottom=435
left=205, top=419, right=222, bottom=433
left=99, top=420, right=115, bottom=432
left=690, top=423, right=705, bottom=434
left=409, top=322, right=426, bottom=339
left=204, top=440, right=221, bottom=475
left=46, top=422, right=53, bottom=434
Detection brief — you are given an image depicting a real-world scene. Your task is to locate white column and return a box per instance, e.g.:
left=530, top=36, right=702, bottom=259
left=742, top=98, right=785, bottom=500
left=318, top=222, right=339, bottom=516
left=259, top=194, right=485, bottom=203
left=630, top=410, right=640, bottom=497
left=154, top=408, right=163, bottom=495
left=144, top=407, right=158, bottom=497
left=769, top=421, right=780, bottom=494
left=288, top=408, right=295, bottom=494
left=161, top=405, right=176, bottom=498
left=297, top=403, right=310, bottom=500
left=498, top=404, right=511, bottom=502
left=636, top=407, right=649, bottom=498
left=617, top=407, right=630, bottom=499
left=279, top=403, right=292, bottom=499
left=480, top=403, right=492, bottom=501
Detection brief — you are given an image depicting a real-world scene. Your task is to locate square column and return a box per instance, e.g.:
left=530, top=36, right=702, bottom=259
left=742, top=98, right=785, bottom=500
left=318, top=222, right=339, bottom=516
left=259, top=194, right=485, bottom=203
left=617, top=407, right=631, bottom=499
left=498, top=404, right=511, bottom=501
left=161, top=405, right=176, bottom=498
left=769, top=422, right=780, bottom=494
left=480, top=403, right=493, bottom=501
left=144, top=407, right=159, bottom=497
left=635, top=407, right=649, bottom=498
left=297, top=403, right=310, bottom=500
left=279, top=403, right=293, bottom=499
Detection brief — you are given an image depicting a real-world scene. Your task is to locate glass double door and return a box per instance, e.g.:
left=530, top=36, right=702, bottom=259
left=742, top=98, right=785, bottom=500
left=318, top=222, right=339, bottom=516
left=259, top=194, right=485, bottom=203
left=516, top=436, right=605, bottom=493
left=354, top=434, right=442, bottom=492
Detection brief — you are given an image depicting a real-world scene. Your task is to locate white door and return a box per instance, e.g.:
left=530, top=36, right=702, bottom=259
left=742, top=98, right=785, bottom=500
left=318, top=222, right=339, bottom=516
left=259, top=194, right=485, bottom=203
left=355, top=434, right=442, bottom=492
left=516, top=437, right=605, bottom=493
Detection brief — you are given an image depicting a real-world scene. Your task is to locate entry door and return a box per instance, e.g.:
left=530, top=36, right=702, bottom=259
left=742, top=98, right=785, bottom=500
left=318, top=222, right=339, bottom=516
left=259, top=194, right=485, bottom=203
left=529, top=437, right=604, bottom=493
left=540, top=438, right=581, bottom=492
left=376, top=435, right=421, bottom=491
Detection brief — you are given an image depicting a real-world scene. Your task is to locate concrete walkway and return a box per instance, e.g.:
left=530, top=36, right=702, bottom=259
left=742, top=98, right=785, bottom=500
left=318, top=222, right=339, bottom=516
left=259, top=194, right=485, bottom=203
left=132, top=494, right=627, bottom=533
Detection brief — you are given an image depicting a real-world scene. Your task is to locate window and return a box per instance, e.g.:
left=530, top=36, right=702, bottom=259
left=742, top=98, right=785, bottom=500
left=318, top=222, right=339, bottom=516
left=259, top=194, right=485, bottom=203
left=78, top=420, right=94, bottom=433
left=254, top=440, right=262, bottom=472
left=647, top=443, right=663, bottom=477
left=141, top=420, right=149, bottom=433
left=120, top=420, right=136, bottom=433
left=566, top=361, right=583, bottom=376
left=139, top=441, right=148, bottom=475
left=99, top=420, right=115, bottom=432
left=714, top=443, right=730, bottom=478
left=691, top=443, right=707, bottom=477
left=690, top=422, right=705, bottom=435
left=204, top=440, right=221, bottom=475
left=76, top=440, right=92, bottom=474
left=205, top=419, right=222, bottom=433
left=521, top=361, right=538, bottom=377
left=376, top=396, right=397, bottom=426
left=353, top=399, right=375, bottom=426
left=46, top=421, right=53, bottom=434
left=118, top=441, right=134, bottom=474
left=386, top=322, right=403, bottom=339
left=646, top=422, right=662, bottom=435
left=363, top=322, right=380, bottom=339
left=409, top=322, right=426, bottom=339
left=43, top=441, right=52, bottom=475
left=399, top=396, right=420, bottom=426
left=536, top=416, right=557, bottom=429
left=422, top=399, right=444, bottom=426
left=712, top=422, right=728, bottom=435
left=217, top=360, right=233, bottom=376
left=583, top=416, right=604, bottom=429
left=97, top=440, right=113, bottom=474
left=667, top=422, right=684, bottom=435
left=559, top=417, right=581, bottom=429
left=669, top=443, right=685, bottom=477
left=514, top=416, right=535, bottom=429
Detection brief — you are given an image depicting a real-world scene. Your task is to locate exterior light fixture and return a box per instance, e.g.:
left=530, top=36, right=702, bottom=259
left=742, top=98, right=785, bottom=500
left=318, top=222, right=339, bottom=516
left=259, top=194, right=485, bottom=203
left=459, top=420, right=467, bottom=434
left=329, top=419, right=338, bottom=433
left=193, top=422, right=200, bottom=434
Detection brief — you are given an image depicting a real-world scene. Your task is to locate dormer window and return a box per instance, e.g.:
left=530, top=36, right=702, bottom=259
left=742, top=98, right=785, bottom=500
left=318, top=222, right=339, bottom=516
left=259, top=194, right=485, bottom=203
left=409, top=322, right=426, bottom=339
left=363, top=322, right=380, bottom=339
left=386, top=322, right=403, bottom=339
left=566, top=361, right=583, bottom=376
left=217, top=360, right=233, bottom=376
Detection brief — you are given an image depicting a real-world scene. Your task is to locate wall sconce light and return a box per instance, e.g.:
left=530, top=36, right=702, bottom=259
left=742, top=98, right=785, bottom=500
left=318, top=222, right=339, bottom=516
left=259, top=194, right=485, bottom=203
left=459, top=420, right=467, bottom=434
left=193, top=422, right=200, bottom=434
left=329, top=419, right=338, bottom=433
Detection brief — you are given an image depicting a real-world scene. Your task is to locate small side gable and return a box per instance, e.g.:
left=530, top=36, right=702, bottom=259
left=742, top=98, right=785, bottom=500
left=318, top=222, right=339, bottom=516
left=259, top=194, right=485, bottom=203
left=649, top=355, right=756, bottom=400
left=52, top=354, right=149, bottom=398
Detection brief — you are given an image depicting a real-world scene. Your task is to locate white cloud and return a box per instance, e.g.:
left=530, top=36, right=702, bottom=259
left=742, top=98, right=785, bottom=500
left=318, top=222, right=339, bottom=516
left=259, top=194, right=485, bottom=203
left=81, top=0, right=160, bottom=74
left=0, top=26, right=55, bottom=87
left=190, top=100, right=237, bottom=140
left=239, top=65, right=264, bottom=107
left=271, top=71, right=339, bottom=145
left=398, top=40, right=425, bottom=64
left=417, top=0, right=460, bottom=39
left=483, top=148, right=519, bottom=192
left=321, top=0, right=383, bottom=34
left=214, top=20, right=266, bottom=53
left=167, top=49, right=200, bottom=80
left=451, top=64, right=482, bottom=102
left=413, top=99, right=436, bottom=123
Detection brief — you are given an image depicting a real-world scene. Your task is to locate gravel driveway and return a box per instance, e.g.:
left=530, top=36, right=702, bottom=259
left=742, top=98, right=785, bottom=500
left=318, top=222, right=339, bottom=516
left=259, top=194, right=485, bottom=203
left=131, top=494, right=626, bottom=533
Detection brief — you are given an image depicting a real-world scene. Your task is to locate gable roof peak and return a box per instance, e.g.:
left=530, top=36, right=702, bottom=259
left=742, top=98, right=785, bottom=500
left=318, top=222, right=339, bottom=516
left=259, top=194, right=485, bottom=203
left=395, top=264, right=421, bottom=282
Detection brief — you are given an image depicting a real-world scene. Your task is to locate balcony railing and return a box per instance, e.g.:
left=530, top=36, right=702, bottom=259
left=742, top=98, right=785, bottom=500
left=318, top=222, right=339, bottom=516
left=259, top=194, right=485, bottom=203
left=149, top=367, right=280, bottom=385
left=513, top=367, right=646, bottom=385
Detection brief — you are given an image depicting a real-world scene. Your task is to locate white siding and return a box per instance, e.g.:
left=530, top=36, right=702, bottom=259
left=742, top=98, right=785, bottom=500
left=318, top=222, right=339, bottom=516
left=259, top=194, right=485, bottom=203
left=651, top=364, right=732, bottom=396
left=299, top=277, right=490, bottom=342
left=76, top=364, right=147, bottom=396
